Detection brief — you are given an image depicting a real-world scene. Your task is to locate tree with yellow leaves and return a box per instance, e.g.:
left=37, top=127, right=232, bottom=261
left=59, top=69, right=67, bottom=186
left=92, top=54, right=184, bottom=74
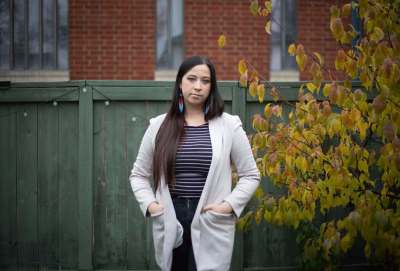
left=227, top=0, right=400, bottom=269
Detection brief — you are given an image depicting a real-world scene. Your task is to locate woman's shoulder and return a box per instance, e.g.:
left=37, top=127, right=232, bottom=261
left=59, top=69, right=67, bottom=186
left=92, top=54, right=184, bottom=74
left=220, top=112, right=243, bottom=130
left=149, top=113, right=167, bottom=125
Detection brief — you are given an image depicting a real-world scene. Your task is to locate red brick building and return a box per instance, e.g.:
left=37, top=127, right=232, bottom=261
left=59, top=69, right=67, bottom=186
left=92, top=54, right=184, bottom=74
left=0, top=0, right=349, bottom=82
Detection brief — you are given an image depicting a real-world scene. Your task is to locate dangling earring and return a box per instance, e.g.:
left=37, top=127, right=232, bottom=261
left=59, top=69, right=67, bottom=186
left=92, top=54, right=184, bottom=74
left=178, top=92, right=184, bottom=113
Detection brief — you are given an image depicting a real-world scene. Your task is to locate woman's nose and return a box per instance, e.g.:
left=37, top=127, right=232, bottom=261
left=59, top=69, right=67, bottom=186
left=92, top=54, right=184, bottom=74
left=194, top=79, right=202, bottom=89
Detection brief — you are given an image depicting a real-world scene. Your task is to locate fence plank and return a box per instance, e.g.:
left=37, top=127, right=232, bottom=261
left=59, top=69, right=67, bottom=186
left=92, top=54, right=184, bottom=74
left=93, top=101, right=127, bottom=268
left=37, top=104, right=60, bottom=268
left=93, top=100, right=108, bottom=268
left=0, top=104, right=18, bottom=268
left=126, top=102, right=152, bottom=269
left=16, top=104, right=38, bottom=271
left=59, top=102, right=79, bottom=269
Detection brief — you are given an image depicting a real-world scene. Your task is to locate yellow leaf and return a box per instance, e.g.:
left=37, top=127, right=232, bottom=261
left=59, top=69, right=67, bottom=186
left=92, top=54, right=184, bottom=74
left=330, top=5, right=340, bottom=18
left=265, top=21, right=271, bottom=34
left=306, top=82, right=316, bottom=93
left=342, top=3, right=352, bottom=17
left=238, top=59, right=247, bottom=75
left=296, top=53, right=308, bottom=72
left=218, top=35, right=226, bottom=48
left=366, top=20, right=374, bottom=33
left=364, top=243, right=371, bottom=258
left=323, top=83, right=331, bottom=97
left=264, top=0, right=272, bottom=12
left=257, top=83, right=265, bottom=103
left=249, top=81, right=257, bottom=97
left=295, top=156, right=308, bottom=172
left=288, top=44, right=296, bottom=56
left=346, top=59, right=357, bottom=78
left=255, top=208, right=263, bottom=224
left=264, top=103, right=271, bottom=118
left=254, top=186, right=264, bottom=199
left=358, top=159, right=369, bottom=174
left=240, top=70, right=248, bottom=87
left=264, top=210, right=272, bottom=221
left=271, top=105, right=282, bottom=117
left=313, top=52, right=324, bottom=65
left=371, top=27, right=384, bottom=42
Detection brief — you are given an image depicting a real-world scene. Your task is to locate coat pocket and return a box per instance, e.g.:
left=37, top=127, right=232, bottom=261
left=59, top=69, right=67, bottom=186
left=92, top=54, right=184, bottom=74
left=207, top=210, right=236, bottom=224
left=151, top=212, right=164, bottom=267
left=198, top=210, right=236, bottom=270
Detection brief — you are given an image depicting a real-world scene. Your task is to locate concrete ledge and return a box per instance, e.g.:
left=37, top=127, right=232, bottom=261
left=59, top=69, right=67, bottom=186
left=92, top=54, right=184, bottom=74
left=154, top=69, right=178, bottom=81
left=0, top=70, right=70, bottom=82
left=270, top=70, right=299, bottom=82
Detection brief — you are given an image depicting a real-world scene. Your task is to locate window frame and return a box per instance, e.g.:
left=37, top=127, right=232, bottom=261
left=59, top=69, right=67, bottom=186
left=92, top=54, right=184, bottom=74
left=0, top=0, right=68, bottom=71
left=155, top=0, right=184, bottom=71
left=270, top=0, right=297, bottom=72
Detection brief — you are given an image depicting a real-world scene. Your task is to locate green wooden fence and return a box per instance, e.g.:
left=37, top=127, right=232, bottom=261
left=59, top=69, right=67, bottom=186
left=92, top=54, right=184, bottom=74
left=0, top=81, right=369, bottom=270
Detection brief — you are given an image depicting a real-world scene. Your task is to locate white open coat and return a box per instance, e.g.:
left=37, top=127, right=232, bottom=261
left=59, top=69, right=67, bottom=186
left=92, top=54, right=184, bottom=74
left=129, top=112, right=260, bottom=271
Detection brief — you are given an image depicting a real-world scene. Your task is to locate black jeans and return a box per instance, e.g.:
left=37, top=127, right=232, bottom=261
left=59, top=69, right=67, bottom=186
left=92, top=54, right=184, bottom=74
left=171, top=197, right=199, bottom=271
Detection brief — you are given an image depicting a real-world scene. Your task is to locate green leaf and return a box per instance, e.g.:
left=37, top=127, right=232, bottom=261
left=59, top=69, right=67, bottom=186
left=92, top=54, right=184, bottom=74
left=250, top=0, right=259, bottom=16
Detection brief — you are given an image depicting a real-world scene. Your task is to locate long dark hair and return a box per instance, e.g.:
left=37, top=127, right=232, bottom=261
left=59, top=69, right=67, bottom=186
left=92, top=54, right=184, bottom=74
left=152, top=56, right=224, bottom=191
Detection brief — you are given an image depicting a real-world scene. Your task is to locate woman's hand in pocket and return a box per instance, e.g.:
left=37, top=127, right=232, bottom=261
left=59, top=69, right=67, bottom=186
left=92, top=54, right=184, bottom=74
left=202, top=201, right=233, bottom=214
left=148, top=201, right=164, bottom=216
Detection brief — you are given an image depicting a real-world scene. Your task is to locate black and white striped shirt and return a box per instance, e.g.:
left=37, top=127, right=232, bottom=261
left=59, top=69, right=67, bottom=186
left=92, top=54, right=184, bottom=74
left=169, top=122, right=212, bottom=198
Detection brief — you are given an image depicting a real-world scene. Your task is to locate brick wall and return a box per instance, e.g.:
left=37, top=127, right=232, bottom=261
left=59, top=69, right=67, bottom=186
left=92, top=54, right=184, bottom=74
left=185, top=0, right=269, bottom=81
left=298, top=0, right=348, bottom=81
left=68, top=0, right=347, bottom=82
left=69, top=0, right=155, bottom=80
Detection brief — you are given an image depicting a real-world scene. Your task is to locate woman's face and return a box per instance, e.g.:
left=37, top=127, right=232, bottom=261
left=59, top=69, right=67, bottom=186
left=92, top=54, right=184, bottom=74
left=180, top=64, right=211, bottom=109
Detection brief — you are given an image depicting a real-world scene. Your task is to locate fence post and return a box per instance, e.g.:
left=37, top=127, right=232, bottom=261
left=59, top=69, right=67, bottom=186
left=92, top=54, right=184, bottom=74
left=230, top=82, right=247, bottom=271
left=78, top=82, right=93, bottom=270
left=231, top=83, right=247, bottom=127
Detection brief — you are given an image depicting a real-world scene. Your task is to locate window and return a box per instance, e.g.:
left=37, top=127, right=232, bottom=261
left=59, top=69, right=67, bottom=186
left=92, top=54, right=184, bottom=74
left=156, top=0, right=183, bottom=70
left=270, top=0, right=297, bottom=71
left=0, top=0, right=68, bottom=71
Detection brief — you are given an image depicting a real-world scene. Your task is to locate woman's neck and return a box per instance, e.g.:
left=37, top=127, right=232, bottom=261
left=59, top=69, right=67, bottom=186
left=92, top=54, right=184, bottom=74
left=184, top=107, right=206, bottom=125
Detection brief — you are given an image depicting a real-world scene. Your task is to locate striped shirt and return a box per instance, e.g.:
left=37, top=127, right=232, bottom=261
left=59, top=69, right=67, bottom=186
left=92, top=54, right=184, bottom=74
left=169, top=122, right=212, bottom=198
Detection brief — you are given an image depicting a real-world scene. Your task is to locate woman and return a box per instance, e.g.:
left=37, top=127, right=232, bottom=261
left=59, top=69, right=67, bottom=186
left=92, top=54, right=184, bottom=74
left=129, top=56, right=260, bottom=271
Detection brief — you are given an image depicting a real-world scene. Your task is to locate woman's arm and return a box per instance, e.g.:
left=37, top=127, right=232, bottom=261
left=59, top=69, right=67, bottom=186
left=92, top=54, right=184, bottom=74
left=223, top=115, right=261, bottom=218
left=129, top=121, right=161, bottom=217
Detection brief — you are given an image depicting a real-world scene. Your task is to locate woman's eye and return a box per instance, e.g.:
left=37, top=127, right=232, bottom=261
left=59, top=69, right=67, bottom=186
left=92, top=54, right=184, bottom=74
left=202, top=80, right=210, bottom=84
left=188, top=77, right=196, bottom=81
